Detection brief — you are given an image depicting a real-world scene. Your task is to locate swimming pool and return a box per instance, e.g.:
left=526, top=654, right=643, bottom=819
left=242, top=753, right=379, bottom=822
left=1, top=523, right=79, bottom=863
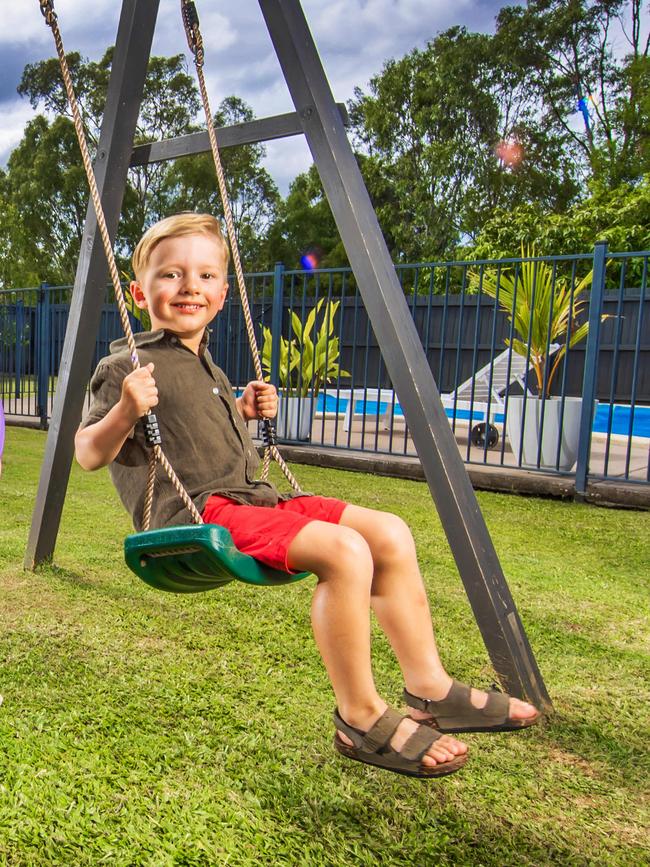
left=315, top=393, right=650, bottom=439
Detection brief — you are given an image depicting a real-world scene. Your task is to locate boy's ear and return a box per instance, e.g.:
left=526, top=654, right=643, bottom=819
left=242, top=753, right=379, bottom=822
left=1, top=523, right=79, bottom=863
left=215, top=278, right=229, bottom=311
left=130, top=280, right=148, bottom=309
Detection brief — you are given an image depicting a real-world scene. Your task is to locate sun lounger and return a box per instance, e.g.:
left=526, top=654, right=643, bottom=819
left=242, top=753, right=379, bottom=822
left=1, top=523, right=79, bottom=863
left=342, top=347, right=560, bottom=441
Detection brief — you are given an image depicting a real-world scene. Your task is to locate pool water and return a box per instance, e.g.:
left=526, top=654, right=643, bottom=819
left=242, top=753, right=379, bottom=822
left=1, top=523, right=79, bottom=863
left=593, top=403, right=650, bottom=438
left=316, top=394, right=650, bottom=438
left=237, top=390, right=649, bottom=439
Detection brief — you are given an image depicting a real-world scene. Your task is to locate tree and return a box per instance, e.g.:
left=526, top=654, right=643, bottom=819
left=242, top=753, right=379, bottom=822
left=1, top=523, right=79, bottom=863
left=2, top=51, right=279, bottom=286
left=14, top=49, right=202, bottom=279
left=348, top=26, right=578, bottom=262
left=261, top=165, right=346, bottom=270
left=0, top=115, right=88, bottom=287
left=615, top=54, right=650, bottom=176
left=495, top=0, right=650, bottom=187
left=470, top=173, right=650, bottom=260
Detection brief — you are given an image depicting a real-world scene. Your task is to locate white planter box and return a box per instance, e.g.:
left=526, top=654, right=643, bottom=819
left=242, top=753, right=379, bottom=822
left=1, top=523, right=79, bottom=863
left=276, top=395, right=315, bottom=441
left=506, top=396, right=595, bottom=471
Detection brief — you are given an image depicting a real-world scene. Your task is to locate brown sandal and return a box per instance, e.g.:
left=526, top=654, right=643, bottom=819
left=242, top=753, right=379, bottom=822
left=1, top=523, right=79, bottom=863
left=403, top=680, right=541, bottom=734
left=333, top=706, right=467, bottom=779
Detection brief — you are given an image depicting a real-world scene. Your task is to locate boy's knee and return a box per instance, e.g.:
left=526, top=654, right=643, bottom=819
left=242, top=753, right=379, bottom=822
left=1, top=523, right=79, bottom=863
left=332, top=526, right=373, bottom=570
left=373, top=512, right=414, bottom=556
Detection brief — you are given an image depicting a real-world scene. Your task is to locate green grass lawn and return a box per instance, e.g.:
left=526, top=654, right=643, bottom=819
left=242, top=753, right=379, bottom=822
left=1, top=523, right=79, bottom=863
left=1, top=426, right=649, bottom=866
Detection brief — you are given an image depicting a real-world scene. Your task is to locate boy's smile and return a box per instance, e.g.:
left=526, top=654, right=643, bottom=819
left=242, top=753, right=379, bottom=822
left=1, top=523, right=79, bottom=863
left=131, top=233, right=229, bottom=353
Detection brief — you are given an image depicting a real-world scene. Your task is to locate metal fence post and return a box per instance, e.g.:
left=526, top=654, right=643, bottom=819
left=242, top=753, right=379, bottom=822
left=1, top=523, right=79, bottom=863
left=36, top=283, right=51, bottom=429
left=575, top=240, right=607, bottom=498
left=15, top=300, right=24, bottom=400
left=270, top=262, right=285, bottom=387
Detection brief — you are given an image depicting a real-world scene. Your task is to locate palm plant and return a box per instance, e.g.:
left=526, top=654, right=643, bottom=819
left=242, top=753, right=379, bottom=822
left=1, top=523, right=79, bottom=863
left=476, top=245, right=598, bottom=398
left=261, top=298, right=350, bottom=398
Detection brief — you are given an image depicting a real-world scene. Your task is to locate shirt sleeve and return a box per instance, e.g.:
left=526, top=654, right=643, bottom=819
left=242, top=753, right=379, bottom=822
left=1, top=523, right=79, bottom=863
left=80, top=358, right=128, bottom=429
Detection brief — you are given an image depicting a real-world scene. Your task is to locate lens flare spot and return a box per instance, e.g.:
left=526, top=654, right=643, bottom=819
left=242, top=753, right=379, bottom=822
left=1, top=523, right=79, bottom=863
left=495, top=139, right=524, bottom=168
left=300, top=246, right=323, bottom=271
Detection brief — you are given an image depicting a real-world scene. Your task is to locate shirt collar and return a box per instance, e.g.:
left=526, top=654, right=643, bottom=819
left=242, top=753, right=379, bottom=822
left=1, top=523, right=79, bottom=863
left=109, top=328, right=210, bottom=355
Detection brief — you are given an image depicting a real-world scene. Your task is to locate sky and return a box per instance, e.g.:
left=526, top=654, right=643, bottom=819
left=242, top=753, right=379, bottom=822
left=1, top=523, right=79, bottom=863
left=1, top=0, right=510, bottom=193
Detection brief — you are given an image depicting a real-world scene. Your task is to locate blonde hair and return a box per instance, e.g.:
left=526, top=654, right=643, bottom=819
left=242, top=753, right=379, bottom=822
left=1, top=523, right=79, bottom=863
left=132, top=213, right=230, bottom=280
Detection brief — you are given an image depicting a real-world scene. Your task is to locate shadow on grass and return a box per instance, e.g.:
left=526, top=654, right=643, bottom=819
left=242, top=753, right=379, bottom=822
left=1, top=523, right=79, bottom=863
left=245, top=760, right=634, bottom=866
left=537, top=713, right=649, bottom=785
left=31, top=562, right=169, bottom=609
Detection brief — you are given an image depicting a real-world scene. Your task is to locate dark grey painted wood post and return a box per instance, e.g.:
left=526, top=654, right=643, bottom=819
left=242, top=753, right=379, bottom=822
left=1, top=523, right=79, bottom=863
left=260, top=0, right=551, bottom=708
left=25, top=0, right=160, bottom=569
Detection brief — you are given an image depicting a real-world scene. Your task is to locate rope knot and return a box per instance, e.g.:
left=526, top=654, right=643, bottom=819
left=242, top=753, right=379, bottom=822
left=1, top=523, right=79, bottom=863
left=181, top=1, right=204, bottom=65
left=39, top=0, right=57, bottom=25
left=261, top=419, right=278, bottom=448
left=143, top=413, right=162, bottom=447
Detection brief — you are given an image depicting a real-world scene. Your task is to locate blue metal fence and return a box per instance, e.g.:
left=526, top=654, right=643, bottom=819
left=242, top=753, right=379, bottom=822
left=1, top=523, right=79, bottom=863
left=1, top=245, right=648, bottom=489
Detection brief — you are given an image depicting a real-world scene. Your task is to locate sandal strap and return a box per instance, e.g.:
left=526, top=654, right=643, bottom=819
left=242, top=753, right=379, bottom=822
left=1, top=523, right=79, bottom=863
left=333, top=707, right=403, bottom=753
left=403, top=680, right=510, bottom=727
left=482, top=689, right=511, bottom=720
left=400, top=723, right=442, bottom=763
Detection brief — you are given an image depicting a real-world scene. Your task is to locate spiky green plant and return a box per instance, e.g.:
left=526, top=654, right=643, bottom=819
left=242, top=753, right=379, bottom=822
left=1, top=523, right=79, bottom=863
left=476, top=245, right=601, bottom=398
left=261, top=298, right=350, bottom=398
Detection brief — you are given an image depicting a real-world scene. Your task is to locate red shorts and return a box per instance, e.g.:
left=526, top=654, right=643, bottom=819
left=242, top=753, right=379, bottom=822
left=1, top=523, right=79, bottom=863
left=201, top=494, right=348, bottom=573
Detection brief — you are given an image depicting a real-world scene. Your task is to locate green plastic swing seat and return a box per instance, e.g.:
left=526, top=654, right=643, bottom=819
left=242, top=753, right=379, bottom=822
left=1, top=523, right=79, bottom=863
left=124, top=524, right=311, bottom=593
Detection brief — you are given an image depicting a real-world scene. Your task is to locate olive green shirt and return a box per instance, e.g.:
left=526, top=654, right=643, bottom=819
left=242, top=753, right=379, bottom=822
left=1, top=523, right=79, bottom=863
left=82, top=329, right=295, bottom=531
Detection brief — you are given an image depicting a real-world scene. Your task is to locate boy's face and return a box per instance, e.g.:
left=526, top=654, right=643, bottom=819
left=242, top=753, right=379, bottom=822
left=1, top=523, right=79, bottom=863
left=131, top=233, right=229, bottom=353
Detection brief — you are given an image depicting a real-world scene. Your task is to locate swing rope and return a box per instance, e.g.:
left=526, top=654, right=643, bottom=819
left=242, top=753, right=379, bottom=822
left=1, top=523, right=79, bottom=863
left=38, top=0, right=203, bottom=530
left=180, top=0, right=301, bottom=494
left=38, top=0, right=301, bottom=538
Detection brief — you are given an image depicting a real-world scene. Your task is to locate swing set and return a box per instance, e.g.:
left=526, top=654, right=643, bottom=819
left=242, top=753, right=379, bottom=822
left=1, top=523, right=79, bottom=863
left=26, top=0, right=551, bottom=710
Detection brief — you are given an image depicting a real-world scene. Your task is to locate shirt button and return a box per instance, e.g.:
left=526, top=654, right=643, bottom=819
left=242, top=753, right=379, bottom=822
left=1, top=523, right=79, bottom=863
left=212, top=387, right=219, bottom=395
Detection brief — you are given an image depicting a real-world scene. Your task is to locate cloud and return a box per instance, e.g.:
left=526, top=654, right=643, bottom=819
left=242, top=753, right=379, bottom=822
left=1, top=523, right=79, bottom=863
left=297, top=0, right=500, bottom=105
left=1, top=0, right=118, bottom=48
left=151, top=3, right=237, bottom=58
left=0, top=99, right=38, bottom=166
left=263, top=136, right=313, bottom=196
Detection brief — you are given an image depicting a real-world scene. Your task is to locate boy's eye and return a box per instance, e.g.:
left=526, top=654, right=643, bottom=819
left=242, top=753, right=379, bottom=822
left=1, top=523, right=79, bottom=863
left=201, top=272, right=216, bottom=280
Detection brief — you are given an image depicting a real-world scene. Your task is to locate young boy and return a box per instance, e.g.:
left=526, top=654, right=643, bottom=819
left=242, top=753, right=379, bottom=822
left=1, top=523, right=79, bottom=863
left=75, top=213, right=540, bottom=779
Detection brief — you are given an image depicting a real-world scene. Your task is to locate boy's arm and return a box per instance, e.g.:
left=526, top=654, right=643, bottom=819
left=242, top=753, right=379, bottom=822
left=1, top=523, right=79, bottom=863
left=236, top=381, right=278, bottom=422
left=75, top=363, right=158, bottom=471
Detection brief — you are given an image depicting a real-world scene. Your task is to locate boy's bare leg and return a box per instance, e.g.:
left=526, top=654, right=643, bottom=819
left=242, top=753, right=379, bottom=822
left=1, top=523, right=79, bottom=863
left=287, top=521, right=467, bottom=768
left=338, top=504, right=539, bottom=722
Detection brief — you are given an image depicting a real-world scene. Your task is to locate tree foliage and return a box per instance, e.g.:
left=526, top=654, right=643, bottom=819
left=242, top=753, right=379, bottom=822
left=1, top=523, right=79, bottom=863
left=494, top=0, right=650, bottom=187
left=260, top=165, right=346, bottom=270
left=1, top=51, right=279, bottom=286
left=348, top=25, right=579, bottom=261
left=0, top=115, right=87, bottom=287
left=471, top=174, right=650, bottom=258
